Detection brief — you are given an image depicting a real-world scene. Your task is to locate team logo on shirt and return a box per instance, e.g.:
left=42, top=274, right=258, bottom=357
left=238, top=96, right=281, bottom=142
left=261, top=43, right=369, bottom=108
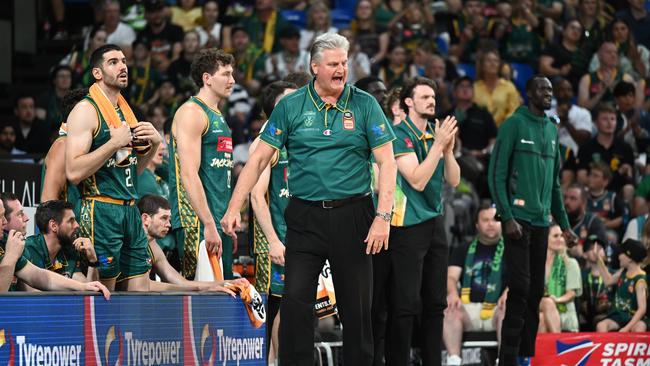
left=305, top=115, right=314, bottom=127
left=266, top=123, right=283, bottom=136
left=217, top=137, right=233, bottom=153
left=343, top=111, right=355, bottom=130
left=372, top=124, right=386, bottom=136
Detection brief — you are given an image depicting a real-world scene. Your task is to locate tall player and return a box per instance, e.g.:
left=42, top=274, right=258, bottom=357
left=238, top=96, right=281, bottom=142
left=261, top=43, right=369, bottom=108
left=169, top=49, right=236, bottom=280
left=65, top=44, right=162, bottom=291
left=250, top=81, right=297, bottom=361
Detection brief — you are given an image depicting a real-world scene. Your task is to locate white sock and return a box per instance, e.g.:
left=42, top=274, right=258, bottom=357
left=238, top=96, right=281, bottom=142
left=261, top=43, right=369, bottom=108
left=447, top=354, right=462, bottom=365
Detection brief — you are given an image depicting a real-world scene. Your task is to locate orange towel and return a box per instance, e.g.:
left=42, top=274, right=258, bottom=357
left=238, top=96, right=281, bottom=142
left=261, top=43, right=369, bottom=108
left=89, top=83, right=138, bottom=128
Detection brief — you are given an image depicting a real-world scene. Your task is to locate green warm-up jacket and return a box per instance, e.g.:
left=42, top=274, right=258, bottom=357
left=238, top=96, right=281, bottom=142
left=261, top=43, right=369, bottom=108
left=488, top=106, right=570, bottom=229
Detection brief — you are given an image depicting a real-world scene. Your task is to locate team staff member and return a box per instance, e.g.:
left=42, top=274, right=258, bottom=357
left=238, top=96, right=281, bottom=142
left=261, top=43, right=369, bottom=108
left=488, top=75, right=577, bottom=366
left=222, top=33, right=397, bottom=365
left=374, top=77, right=460, bottom=366
left=249, top=81, right=297, bottom=361
left=66, top=44, right=162, bottom=291
left=169, top=48, right=236, bottom=280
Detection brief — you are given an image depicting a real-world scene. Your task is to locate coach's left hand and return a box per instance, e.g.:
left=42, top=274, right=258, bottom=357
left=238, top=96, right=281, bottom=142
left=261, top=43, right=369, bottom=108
left=365, top=217, right=389, bottom=255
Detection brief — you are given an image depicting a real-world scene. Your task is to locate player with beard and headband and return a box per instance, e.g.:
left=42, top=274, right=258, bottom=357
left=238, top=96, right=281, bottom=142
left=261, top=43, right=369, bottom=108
left=168, top=48, right=236, bottom=280
left=371, top=76, right=460, bottom=366
left=65, top=44, right=162, bottom=292
left=138, top=194, right=248, bottom=293
left=21, top=200, right=99, bottom=289
left=488, top=75, right=578, bottom=366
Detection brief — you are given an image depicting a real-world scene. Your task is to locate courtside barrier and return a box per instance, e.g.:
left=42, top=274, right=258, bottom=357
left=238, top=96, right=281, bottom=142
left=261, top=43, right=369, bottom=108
left=532, top=332, right=650, bottom=366
left=0, top=292, right=266, bottom=365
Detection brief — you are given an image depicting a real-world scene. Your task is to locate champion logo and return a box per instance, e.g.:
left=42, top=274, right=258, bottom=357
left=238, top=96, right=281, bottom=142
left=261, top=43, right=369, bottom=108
left=520, top=139, right=535, bottom=145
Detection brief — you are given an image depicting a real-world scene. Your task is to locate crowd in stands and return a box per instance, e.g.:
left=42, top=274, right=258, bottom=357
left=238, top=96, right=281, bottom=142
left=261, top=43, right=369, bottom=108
left=0, top=0, right=649, bottom=361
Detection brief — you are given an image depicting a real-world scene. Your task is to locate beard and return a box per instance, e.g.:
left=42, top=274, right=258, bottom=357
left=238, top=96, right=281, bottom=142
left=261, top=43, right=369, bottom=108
left=57, top=231, right=76, bottom=249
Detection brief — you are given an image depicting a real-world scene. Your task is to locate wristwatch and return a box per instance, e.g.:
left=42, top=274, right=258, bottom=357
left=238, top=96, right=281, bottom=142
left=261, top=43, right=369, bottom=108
left=376, top=211, right=392, bottom=222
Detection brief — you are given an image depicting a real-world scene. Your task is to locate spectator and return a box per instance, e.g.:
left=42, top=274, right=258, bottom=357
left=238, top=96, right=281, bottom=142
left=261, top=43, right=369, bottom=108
left=577, top=103, right=634, bottom=192
left=265, top=26, right=310, bottom=81
left=613, top=81, right=650, bottom=154
left=443, top=203, right=507, bottom=366
left=0, top=123, right=31, bottom=163
left=138, top=0, right=184, bottom=73
left=60, top=26, right=107, bottom=88
left=194, top=0, right=222, bottom=48
left=241, top=0, right=293, bottom=54
left=595, top=239, right=647, bottom=332
left=148, top=78, right=181, bottom=119
left=340, top=28, right=371, bottom=85
left=227, top=84, right=253, bottom=145
left=374, top=0, right=404, bottom=28
left=377, top=43, right=418, bottom=89
left=122, top=0, right=147, bottom=32
left=547, top=78, right=593, bottom=155
left=137, top=143, right=169, bottom=199
left=0, top=197, right=110, bottom=296
left=1, top=193, right=29, bottom=236
left=299, top=1, right=337, bottom=51
left=579, top=235, right=614, bottom=331
left=22, top=200, right=98, bottom=284
left=168, top=30, right=201, bottom=100
left=447, top=0, right=490, bottom=64
left=578, top=42, right=636, bottom=110
left=126, top=39, right=161, bottom=111
left=539, top=19, right=590, bottom=89
left=388, top=0, right=435, bottom=53
left=589, top=18, right=649, bottom=79
left=473, top=49, right=521, bottom=127
left=283, top=71, right=311, bottom=87
left=36, top=65, right=72, bottom=133
left=233, top=113, right=264, bottom=169
left=577, top=0, right=605, bottom=59
left=13, top=95, right=52, bottom=154
left=148, top=104, right=169, bottom=133
left=102, top=0, right=137, bottom=60
left=539, top=224, right=582, bottom=333
left=587, top=162, right=627, bottom=237
left=500, top=0, right=542, bottom=65
left=563, top=183, right=608, bottom=258
left=230, top=25, right=267, bottom=95
left=425, top=54, right=453, bottom=113
left=351, top=0, right=390, bottom=67
left=615, top=0, right=650, bottom=50
left=170, top=0, right=202, bottom=32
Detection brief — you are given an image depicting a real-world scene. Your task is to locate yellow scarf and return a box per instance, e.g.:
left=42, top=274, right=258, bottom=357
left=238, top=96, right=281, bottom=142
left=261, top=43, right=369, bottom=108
left=262, top=11, right=277, bottom=54
left=89, top=83, right=138, bottom=129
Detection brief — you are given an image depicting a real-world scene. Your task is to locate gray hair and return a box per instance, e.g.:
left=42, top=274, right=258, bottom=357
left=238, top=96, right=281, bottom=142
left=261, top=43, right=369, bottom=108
left=309, top=33, right=349, bottom=65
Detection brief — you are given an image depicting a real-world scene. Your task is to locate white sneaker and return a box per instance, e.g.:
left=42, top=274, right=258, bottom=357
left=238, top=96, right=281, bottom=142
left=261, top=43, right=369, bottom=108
left=447, top=354, right=462, bottom=365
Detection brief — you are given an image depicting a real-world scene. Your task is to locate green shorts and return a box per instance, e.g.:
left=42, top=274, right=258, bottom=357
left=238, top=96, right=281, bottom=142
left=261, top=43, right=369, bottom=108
left=172, top=223, right=233, bottom=280
left=79, top=199, right=152, bottom=279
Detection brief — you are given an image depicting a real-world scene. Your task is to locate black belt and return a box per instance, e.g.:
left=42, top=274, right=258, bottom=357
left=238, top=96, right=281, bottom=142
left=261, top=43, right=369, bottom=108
left=294, top=193, right=371, bottom=209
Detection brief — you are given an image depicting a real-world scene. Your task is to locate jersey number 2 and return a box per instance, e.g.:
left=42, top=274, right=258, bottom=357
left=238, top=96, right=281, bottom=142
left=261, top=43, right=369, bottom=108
left=125, top=169, right=133, bottom=187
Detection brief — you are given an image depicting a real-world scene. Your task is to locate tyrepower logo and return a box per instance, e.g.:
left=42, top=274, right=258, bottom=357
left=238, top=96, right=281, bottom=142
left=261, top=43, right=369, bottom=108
left=201, top=325, right=264, bottom=365
left=14, top=335, right=82, bottom=366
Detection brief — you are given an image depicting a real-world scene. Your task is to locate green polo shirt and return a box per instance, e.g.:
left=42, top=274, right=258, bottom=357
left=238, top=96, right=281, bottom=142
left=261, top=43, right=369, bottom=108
left=391, top=116, right=444, bottom=227
left=0, top=232, right=29, bottom=291
left=260, top=81, right=395, bottom=201
left=23, top=234, right=82, bottom=278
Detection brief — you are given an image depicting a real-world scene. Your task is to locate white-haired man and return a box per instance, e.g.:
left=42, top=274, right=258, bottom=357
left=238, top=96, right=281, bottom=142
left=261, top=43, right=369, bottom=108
left=222, top=33, right=397, bottom=365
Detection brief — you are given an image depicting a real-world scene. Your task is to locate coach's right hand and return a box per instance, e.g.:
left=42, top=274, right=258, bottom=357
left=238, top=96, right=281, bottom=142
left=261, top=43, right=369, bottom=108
left=109, top=124, right=132, bottom=148
left=204, top=222, right=223, bottom=259
left=220, top=210, right=241, bottom=240
left=504, top=219, right=523, bottom=240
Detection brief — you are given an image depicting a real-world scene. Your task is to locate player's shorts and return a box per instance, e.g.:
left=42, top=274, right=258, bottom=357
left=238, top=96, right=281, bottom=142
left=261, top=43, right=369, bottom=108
left=604, top=309, right=648, bottom=328
left=254, top=252, right=284, bottom=296
left=79, top=197, right=152, bottom=279
left=172, top=221, right=233, bottom=280
left=462, top=302, right=497, bottom=332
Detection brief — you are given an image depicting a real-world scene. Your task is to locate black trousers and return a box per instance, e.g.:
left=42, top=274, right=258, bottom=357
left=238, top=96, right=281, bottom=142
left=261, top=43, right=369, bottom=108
left=279, top=196, right=374, bottom=366
left=498, top=221, right=549, bottom=365
left=372, top=216, right=448, bottom=366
